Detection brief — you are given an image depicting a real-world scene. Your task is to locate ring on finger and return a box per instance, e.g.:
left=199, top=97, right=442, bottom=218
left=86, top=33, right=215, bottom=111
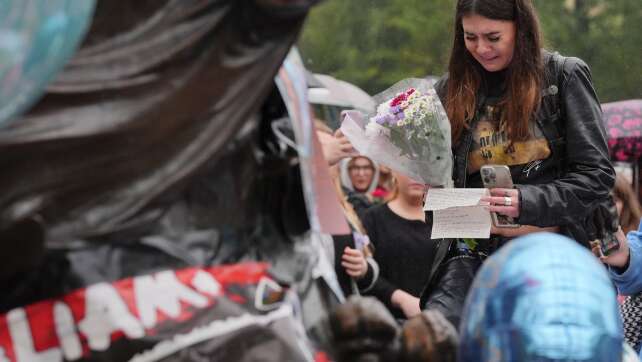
left=503, top=196, right=512, bottom=206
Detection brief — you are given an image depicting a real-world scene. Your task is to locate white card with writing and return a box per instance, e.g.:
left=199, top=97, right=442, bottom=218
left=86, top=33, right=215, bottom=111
left=425, top=188, right=492, bottom=239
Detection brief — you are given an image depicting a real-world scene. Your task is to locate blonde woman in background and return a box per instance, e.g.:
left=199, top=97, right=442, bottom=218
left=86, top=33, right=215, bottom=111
left=316, top=121, right=380, bottom=296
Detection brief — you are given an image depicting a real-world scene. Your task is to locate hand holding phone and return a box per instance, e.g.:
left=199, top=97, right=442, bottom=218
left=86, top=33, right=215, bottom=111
left=480, top=165, right=520, bottom=228
left=591, top=227, right=628, bottom=265
left=587, top=196, right=621, bottom=256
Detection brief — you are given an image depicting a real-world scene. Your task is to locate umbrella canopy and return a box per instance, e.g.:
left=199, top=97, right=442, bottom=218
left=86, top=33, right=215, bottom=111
left=603, top=99, right=642, bottom=162
left=308, top=73, right=376, bottom=114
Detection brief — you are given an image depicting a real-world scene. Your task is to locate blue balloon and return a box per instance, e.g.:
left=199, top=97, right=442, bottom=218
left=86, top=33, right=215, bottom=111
left=0, top=0, right=95, bottom=127
left=459, top=232, right=623, bottom=362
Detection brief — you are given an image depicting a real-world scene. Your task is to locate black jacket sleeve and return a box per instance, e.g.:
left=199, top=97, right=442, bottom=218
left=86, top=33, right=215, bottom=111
left=419, top=244, right=480, bottom=330
left=360, top=209, right=401, bottom=311
left=517, top=58, right=615, bottom=227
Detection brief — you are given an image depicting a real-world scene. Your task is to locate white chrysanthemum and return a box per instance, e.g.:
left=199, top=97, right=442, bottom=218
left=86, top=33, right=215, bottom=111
left=365, top=120, right=390, bottom=137
left=376, top=102, right=390, bottom=116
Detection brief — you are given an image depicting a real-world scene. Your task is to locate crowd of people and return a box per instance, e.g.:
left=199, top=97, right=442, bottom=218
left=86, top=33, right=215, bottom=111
left=317, top=0, right=642, bottom=360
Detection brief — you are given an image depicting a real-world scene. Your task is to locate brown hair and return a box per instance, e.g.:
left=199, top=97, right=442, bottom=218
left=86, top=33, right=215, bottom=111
left=446, top=0, right=544, bottom=144
left=613, top=175, right=642, bottom=234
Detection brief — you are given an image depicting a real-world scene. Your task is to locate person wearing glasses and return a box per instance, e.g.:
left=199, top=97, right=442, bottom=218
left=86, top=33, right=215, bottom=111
left=339, top=155, right=380, bottom=219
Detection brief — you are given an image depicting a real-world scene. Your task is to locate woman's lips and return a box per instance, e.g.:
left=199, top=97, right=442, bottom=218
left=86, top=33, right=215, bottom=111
left=480, top=55, right=498, bottom=62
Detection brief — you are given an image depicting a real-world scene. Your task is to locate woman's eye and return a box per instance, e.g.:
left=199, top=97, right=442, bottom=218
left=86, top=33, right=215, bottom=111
left=465, top=36, right=476, bottom=41
left=488, top=37, right=500, bottom=42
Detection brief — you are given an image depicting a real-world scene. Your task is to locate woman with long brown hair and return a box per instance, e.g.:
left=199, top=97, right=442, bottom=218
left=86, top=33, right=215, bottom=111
left=435, top=0, right=615, bottom=250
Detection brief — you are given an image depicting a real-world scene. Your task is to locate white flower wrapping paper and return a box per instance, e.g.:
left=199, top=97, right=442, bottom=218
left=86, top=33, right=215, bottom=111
left=341, top=78, right=453, bottom=187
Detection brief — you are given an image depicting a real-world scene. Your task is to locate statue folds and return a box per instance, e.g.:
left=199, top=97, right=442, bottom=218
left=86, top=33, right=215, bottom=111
left=0, top=1, right=345, bottom=361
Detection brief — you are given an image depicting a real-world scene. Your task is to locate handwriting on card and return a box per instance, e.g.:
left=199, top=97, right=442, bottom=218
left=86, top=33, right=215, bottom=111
left=425, top=188, right=491, bottom=239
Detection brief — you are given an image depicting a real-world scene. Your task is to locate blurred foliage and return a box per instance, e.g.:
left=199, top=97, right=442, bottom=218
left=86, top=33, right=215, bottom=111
left=299, top=0, right=641, bottom=102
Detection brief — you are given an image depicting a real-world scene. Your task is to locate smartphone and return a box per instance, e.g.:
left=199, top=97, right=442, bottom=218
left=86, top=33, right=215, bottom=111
left=597, top=196, right=622, bottom=256
left=480, top=165, right=520, bottom=228
left=599, top=232, right=620, bottom=256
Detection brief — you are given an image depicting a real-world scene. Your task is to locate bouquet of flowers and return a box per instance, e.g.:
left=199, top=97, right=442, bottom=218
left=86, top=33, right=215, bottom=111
left=341, top=78, right=452, bottom=187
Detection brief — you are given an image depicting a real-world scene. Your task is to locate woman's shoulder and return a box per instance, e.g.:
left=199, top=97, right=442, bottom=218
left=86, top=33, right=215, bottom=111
left=542, top=50, right=590, bottom=82
left=362, top=202, right=392, bottom=220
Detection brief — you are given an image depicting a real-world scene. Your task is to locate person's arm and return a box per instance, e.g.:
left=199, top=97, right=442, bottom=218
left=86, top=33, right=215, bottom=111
left=600, top=225, right=642, bottom=295
left=391, top=289, right=420, bottom=318
left=360, top=210, right=412, bottom=316
left=516, top=58, right=615, bottom=227
left=317, top=129, right=357, bottom=166
left=341, top=246, right=381, bottom=295
left=421, top=251, right=480, bottom=329
left=356, top=256, right=379, bottom=292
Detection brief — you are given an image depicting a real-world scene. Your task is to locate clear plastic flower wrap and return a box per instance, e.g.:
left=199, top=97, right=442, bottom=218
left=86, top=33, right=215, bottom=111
left=341, top=78, right=453, bottom=187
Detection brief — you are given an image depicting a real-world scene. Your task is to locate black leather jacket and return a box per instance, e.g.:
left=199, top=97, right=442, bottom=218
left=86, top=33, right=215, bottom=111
left=419, top=239, right=480, bottom=330
left=434, top=51, right=615, bottom=246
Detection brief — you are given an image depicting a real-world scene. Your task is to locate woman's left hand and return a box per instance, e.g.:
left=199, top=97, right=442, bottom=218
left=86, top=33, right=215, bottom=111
left=484, top=188, right=520, bottom=218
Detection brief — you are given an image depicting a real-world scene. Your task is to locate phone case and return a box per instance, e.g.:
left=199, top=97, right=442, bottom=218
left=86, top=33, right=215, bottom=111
left=599, top=233, right=620, bottom=256
left=480, top=165, right=520, bottom=228
left=480, top=165, right=514, bottom=189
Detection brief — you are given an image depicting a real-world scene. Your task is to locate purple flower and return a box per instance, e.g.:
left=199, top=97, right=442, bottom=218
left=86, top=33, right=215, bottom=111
left=386, top=115, right=398, bottom=126
left=375, top=115, right=387, bottom=124
left=390, top=105, right=401, bottom=114
left=395, top=111, right=405, bottom=121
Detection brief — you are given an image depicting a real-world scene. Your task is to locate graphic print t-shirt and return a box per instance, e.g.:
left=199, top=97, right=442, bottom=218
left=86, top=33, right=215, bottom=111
left=466, top=72, right=551, bottom=187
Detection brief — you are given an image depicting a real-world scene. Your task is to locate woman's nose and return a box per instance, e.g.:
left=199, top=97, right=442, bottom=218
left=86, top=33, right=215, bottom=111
left=476, top=40, right=492, bottom=55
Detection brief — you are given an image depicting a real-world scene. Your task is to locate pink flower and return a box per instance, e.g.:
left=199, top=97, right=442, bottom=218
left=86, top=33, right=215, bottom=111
left=372, top=187, right=388, bottom=199
left=390, top=93, right=408, bottom=107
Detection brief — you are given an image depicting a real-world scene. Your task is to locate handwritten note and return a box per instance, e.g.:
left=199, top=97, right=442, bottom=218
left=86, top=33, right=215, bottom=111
left=424, top=188, right=489, bottom=210
left=432, top=207, right=491, bottom=239
left=425, top=188, right=491, bottom=239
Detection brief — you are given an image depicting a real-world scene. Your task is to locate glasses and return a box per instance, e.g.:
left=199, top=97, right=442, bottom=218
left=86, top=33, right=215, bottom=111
left=348, top=165, right=374, bottom=174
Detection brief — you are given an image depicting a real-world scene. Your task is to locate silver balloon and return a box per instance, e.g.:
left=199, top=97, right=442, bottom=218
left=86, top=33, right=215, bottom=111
left=459, top=232, right=623, bottom=361
left=0, top=0, right=95, bottom=127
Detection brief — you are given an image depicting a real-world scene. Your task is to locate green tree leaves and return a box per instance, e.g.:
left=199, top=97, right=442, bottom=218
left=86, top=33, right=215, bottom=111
left=300, top=0, right=641, bottom=101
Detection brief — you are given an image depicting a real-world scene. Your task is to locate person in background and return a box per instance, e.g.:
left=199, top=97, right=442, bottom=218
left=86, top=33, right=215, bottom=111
left=362, top=171, right=479, bottom=326
left=361, top=172, right=434, bottom=319
left=614, top=174, right=642, bottom=235
left=596, top=224, right=642, bottom=357
left=436, top=0, right=615, bottom=251
left=340, top=155, right=380, bottom=219
left=316, top=121, right=380, bottom=297
left=372, top=164, right=394, bottom=203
